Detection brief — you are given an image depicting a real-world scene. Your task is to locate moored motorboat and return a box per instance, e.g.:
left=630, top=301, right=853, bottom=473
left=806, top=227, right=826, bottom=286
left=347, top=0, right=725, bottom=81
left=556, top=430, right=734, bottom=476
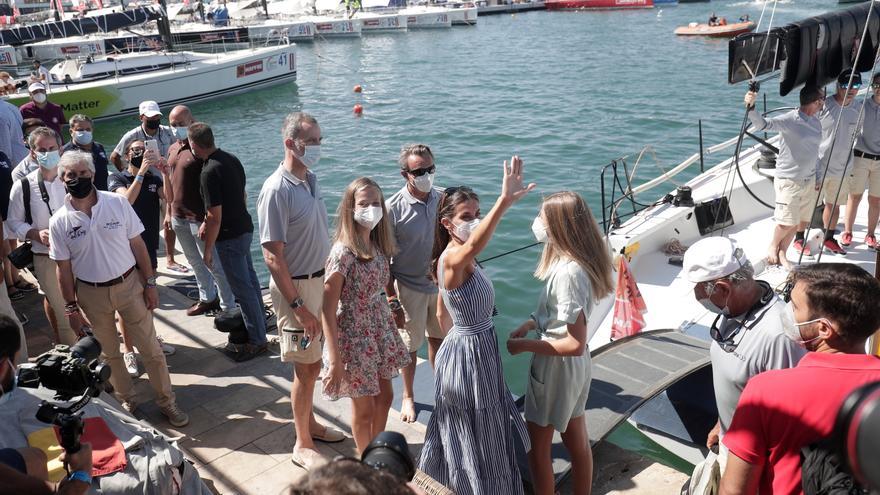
left=545, top=0, right=652, bottom=10
left=674, top=21, right=755, bottom=37
left=398, top=6, right=453, bottom=29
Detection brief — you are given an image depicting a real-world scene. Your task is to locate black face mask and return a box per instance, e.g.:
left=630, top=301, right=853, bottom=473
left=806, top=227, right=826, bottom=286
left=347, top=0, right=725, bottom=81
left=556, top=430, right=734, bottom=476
left=65, top=177, right=93, bottom=199
left=130, top=152, right=143, bottom=168
left=144, top=119, right=160, bottom=131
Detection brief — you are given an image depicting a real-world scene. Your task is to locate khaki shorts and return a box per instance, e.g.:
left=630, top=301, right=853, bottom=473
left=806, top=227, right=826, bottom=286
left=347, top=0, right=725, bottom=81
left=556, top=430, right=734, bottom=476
left=396, top=282, right=443, bottom=354
left=821, top=175, right=851, bottom=206
left=774, top=177, right=816, bottom=226
left=270, top=277, right=323, bottom=364
left=850, top=156, right=880, bottom=197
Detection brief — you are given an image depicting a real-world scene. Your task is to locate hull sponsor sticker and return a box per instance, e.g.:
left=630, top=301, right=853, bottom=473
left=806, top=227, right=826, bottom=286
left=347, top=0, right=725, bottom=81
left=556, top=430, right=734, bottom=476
left=236, top=60, right=264, bottom=78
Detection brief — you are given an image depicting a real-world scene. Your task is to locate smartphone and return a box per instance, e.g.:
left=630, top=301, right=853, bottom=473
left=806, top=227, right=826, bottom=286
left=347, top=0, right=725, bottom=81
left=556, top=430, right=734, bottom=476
left=144, top=139, right=159, bottom=156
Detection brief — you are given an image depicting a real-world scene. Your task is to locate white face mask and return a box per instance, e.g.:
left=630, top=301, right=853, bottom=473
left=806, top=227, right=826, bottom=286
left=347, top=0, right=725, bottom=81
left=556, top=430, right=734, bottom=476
left=780, top=302, right=824, bottom=348
left=297, top=144, right=321, bottom=168
left=353, top=206, right=383, bottom=230
left=532, top=216, right=548, bottom=243
left=697, top=283, right=731, bottom=316
left=32, top=92, right=47, bottom=104
left=412, top=172, right=434, bottom=193
left=452, top=218, right=481, bottom=242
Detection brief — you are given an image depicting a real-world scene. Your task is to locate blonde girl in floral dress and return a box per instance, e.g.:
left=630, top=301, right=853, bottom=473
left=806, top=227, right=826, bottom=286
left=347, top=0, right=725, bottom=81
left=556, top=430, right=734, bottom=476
left=322, top=177, right=412, bottom=454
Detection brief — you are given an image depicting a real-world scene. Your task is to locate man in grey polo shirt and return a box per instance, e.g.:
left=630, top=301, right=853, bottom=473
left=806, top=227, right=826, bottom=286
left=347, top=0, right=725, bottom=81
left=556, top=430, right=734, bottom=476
left=385, top=143, right=443, bottom=424
left=746, top=85, right=825, bottom=267
left=257, top=112, right=344, bottom=470
left=683, top=237, right=805, bottom=469
left=844, top=72, right=880, bottom=250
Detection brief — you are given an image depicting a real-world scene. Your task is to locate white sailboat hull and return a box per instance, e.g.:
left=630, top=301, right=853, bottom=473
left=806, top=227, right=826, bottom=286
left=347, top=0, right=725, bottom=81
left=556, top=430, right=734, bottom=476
left=6, top=44, right=297, bottom=121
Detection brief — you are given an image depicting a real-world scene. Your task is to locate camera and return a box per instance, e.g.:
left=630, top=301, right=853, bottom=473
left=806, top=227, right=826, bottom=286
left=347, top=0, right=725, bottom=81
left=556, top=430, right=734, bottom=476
left=361, top=431, right=416, bottom=481
left=835, top=381, right=880, bottom=491
left=17, top=334, right=111, bottom=453
left=18, top=335, right=110, bottom=400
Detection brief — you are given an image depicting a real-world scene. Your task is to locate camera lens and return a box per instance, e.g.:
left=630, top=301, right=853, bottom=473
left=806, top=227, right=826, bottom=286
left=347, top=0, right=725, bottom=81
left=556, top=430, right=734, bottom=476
left=361, top=431, right=415, bottom=481
left=70, top=336, right=102, bottom=362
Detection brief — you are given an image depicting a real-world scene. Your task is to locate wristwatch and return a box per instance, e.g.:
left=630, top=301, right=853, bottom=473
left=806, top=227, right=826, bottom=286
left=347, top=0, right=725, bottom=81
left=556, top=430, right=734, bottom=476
left=290, top=297, right=305, bottom=310
left=67, top=470, right=92, bottom=484
left=145, top=276, right=157, bottom=288
left=388, top=298, right=402, bottom=312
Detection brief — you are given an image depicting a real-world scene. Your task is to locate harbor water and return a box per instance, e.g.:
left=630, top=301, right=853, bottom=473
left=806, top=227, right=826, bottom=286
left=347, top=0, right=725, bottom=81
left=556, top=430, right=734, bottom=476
left=93, top=0, right=832, bottom=468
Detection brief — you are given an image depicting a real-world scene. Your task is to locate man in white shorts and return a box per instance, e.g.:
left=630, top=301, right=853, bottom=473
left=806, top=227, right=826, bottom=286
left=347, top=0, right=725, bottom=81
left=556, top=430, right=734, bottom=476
left=746, top=85, right=825, bottom=267
left=385, top=144, right=443, bottom=423
left=258, top=112, right=344, bottom=470
left=844, top=72, right=880, bottom=249
left=817, top=69, right=862, bottom=255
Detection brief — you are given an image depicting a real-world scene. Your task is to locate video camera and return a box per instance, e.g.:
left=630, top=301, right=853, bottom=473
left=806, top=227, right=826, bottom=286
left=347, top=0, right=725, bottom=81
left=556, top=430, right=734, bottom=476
left=17, top=334, right=110, bottom=454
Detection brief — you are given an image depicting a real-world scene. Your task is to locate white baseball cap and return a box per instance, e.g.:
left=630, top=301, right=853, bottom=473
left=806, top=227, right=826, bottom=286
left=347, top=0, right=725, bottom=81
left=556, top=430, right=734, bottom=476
left=28, top=82, right=46, bottom=93
left=683, top=237, right=748, bottom=283
left=138, top=100, right=162, bottom=117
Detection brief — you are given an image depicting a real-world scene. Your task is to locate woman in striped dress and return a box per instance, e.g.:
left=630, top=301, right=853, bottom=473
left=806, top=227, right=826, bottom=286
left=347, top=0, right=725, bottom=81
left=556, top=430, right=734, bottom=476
left=419, top=156, right=535, bottom=494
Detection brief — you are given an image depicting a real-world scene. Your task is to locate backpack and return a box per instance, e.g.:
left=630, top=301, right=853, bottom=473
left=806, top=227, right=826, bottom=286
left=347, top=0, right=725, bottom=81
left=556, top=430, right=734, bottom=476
left=801, top=439, right=869, bottom=495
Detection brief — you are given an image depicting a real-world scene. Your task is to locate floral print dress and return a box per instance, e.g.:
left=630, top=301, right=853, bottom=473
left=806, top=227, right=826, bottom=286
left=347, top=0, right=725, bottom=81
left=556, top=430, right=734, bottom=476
left=322, top=242, right=411, bottom=400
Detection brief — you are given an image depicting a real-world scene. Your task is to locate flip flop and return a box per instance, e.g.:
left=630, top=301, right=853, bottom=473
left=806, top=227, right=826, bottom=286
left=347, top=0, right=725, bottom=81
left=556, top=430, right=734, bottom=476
left=166, top=263, right=190, bottom=274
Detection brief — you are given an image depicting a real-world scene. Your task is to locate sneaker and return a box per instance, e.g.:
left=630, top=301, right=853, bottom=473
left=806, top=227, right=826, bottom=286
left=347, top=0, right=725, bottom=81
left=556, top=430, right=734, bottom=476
left=841, top=231, right=853, bottom=246
left=186, top=299, right=221, bottom=317
left=867, top=234, right=879, bottom=250
left=123, top=352, right=138, bottom=376
left=823, top=239, right=847, bottom=255
left=793, top=239, right=809, bottom=255
left=157, top=336, right=175, bottom=356
left=121, top=400, right=138, bottom=414
left=160, top=403, right=190, bottom=427
left=233, top=343, right=268, bottom=363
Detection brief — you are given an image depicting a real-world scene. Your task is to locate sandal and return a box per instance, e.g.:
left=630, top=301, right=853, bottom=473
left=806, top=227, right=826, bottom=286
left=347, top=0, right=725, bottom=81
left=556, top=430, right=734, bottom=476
left=166, top=262, right=190, bottom=274
left=13, top=280, right=37, bottom=292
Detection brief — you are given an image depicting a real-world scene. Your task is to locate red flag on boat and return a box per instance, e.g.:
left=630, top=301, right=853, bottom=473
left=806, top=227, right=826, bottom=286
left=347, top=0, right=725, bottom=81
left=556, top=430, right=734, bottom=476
left=611, top=256, right=647, bottom=340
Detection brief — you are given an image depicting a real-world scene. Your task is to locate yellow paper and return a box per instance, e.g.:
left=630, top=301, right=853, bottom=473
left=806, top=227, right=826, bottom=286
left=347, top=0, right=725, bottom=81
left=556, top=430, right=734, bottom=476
left=27, top=426, right=66, bottom=482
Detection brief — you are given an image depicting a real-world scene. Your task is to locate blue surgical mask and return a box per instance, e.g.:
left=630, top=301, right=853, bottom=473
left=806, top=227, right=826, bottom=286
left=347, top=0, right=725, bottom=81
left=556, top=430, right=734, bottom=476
left=35, top=150, right=60, bottom=169
left=73, top=130, right=92, bottom=145
left=297, top=145, right=321, bottom=168
left=172, top=126, right=188, bottom=140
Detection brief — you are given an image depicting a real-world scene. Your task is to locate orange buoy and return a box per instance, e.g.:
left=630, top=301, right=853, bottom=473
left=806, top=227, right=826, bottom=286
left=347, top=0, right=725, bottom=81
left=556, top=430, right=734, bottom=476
left=353, top=104, right=363, bottom=115
left=353, top=84, right=362, bottom=93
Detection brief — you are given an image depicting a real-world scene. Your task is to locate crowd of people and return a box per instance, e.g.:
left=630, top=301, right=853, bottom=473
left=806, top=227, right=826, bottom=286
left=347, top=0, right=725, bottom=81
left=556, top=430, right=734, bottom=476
left=0, top=70, right=877, bottom=495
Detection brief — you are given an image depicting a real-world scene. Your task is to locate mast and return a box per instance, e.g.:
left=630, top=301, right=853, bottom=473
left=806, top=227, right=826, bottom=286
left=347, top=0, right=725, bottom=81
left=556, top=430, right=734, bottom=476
left=156, top=0, right=174, bottom=51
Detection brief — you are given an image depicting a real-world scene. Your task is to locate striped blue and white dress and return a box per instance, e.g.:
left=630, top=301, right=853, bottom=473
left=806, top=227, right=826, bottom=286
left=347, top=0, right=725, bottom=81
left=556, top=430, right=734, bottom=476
left=419, top=252, right=530, bottom=494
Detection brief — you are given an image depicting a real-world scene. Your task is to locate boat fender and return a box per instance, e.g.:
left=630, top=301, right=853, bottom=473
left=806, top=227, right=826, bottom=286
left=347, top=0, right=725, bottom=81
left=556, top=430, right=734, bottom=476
left=353, top=103, right=363, bottom=115
left=353, top=84, right=362, bottom=93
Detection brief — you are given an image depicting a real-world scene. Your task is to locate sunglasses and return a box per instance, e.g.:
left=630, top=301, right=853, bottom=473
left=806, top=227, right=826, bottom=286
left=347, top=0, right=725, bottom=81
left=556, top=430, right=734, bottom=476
left=407, top=165, right=435, bottom=177
left=709, top=314, right=745, bottom=353
left=781, top=280, right=794, bottom=303
left=873, top=83, right=880, bottom=89
left=444, top=186, right=463, bottom=195
left=841, top=82, right=862, bottom=89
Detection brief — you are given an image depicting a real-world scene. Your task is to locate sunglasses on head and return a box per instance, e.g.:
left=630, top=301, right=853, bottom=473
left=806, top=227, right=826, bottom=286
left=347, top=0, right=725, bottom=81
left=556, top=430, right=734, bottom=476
left=444, top=186, right=463, bottom=196
left=407, top=165, right=435, bottom=177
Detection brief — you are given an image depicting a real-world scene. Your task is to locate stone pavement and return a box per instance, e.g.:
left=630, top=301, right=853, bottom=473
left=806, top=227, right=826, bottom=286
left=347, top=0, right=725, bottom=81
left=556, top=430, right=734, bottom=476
left=15, top=261, right=687, bottom=495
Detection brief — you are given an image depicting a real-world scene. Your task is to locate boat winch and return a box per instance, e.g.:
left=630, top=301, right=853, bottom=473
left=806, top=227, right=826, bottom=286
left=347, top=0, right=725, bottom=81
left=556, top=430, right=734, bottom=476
left=672, top=186, right=694, bottom=207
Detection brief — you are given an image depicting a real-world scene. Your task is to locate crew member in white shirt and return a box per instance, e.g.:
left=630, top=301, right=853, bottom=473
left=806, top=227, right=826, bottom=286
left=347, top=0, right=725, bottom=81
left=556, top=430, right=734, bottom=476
left=48, top=151, right=189, bottom=427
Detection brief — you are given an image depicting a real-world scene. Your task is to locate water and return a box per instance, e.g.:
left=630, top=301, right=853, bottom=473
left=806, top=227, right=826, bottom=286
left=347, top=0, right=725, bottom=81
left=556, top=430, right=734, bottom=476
left=94, top=0, right=835, bottom=465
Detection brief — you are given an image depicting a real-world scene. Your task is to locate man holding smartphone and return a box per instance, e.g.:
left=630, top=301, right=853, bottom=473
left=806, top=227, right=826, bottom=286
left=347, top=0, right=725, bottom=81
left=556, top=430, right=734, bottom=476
left=258, top=112, right=344, bottom=470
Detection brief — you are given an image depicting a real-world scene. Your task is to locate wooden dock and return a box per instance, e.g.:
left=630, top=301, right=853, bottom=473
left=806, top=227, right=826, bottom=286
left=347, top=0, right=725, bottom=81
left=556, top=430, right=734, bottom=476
left=16, top=258, right=687, bottom=494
